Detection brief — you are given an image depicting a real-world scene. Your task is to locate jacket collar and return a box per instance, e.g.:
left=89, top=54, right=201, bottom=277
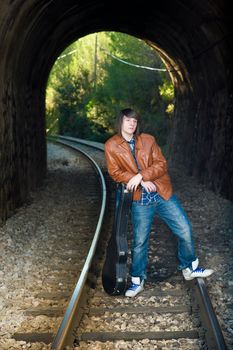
left=114, top=134, right=143, bottom=149
left=135, top=135, right=143, bottom=150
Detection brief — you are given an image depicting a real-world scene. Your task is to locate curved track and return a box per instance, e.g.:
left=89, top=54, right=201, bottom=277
left=12, top=137, right=109, bottom=349
left=14, top=136, right=227, bottom=350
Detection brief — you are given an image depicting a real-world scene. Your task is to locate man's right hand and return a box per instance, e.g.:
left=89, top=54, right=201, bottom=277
left=126, top=173, right=143, bottom=192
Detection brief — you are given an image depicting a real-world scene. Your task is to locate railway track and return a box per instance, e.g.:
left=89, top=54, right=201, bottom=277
left=13, top=136, right=227, bottom=350
left=11, top=137, right=109, bottom=349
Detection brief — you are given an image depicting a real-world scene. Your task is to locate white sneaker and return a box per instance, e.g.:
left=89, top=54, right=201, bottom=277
left=125, top=277, right=144, bottom=297
left=192, top=258, right=199, bottom=270
left=182, top=258, right=214, bottom=281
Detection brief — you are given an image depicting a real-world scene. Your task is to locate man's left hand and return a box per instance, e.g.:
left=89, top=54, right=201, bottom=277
left=141, top=180, right=156, bottom=193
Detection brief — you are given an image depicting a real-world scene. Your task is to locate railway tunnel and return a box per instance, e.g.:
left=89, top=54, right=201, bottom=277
left=0, top=0, right=232, bottom=223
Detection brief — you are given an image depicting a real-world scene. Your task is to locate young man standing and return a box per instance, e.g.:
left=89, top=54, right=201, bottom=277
left=104, top=108, right=214, bottom=297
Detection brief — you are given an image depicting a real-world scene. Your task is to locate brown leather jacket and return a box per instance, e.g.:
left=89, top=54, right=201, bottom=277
left=104, top=133, right=173, bottom=201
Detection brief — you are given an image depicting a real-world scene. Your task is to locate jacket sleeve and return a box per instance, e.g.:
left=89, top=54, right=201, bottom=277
left=139, top=137, right=168, bottom=181
left=104, top=142, right=136, bottom=184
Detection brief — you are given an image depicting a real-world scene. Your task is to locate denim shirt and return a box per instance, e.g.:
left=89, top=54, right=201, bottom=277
left=127, top=138, right=157, bottom=205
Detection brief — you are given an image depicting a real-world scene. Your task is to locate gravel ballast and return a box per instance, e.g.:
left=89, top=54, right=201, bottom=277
left=0, top=142, right=232, bottom=350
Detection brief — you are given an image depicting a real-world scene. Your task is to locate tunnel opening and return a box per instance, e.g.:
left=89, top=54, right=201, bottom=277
left=45, top=31, right=175, bottom=152
left=0, top=0, right=232, bottom=222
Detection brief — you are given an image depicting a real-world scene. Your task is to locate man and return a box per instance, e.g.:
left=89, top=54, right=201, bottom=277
left=104, top=108, right=214, bottom=297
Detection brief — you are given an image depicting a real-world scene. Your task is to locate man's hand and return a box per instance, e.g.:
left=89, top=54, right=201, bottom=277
left=141, top=180, right=156, bottom=193
left=126, top=173, right=143, bottom=192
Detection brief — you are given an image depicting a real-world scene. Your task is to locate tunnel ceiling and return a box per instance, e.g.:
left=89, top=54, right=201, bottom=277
left=1, top=0, right=230, bottom=91
left=0, top=0, right=232, bottom=222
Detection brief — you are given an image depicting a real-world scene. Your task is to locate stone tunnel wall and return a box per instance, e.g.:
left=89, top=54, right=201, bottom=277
left=0, top=1, right=47, bottom=222
left=169, top=9, right=233, bottom=200
left=0, top=0, right=232, bottom=223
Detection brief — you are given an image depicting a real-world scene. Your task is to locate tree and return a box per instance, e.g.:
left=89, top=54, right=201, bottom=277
left=46, top=31, right=174, bottom=145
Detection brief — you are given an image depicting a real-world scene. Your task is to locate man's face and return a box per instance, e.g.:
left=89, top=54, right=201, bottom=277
left=121, top=116, right=137, bottom=136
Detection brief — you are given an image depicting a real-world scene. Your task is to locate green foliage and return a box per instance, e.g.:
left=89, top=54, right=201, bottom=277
left=159, top=80, right=174, bottom=101
left=159, top=80, right=174, bottom=117
left=46, top=31, right=174, bottom=146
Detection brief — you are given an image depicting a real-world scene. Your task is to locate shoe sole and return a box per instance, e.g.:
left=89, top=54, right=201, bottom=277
left=184, top=270, right=214, bottom=281
left=125, top=287, right=144, bottom=297
left=184, top=276, right=195, bottom=281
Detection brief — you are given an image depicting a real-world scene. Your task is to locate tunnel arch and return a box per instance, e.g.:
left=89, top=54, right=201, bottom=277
left=0, top=0, right=232, bottom=221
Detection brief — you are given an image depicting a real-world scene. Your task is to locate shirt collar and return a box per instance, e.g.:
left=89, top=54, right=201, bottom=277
left=127, top=137, right=135, bottom=145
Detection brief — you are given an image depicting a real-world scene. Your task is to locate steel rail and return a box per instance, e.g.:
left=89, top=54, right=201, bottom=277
left=48, top=134, right=104, bottom=151
left=190, top=278, right=227, bottom=350
left=49, top=138, right=107, bottom=350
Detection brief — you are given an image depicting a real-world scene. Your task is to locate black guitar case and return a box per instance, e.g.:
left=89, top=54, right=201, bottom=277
left=102, top=183, right=133, bottom=295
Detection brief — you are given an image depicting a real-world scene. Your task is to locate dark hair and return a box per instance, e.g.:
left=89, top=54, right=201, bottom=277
left=116, top=108, right=141, bottom=135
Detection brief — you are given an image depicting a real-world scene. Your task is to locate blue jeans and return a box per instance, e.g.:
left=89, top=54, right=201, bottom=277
left=130, top=194, right=196, bottom=280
